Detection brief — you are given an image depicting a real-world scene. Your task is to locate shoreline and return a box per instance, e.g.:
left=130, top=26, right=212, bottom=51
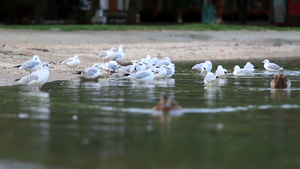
left=1, top=29, right=300, bottom=86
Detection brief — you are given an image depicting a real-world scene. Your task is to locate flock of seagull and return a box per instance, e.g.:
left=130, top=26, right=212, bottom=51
left=12, top=45, right=293, bottom=111
left=13, top=45, right=176, bottom=91
left=13, top=44, right=291, bottom=94
left=192, top=58, right=291, bottom=89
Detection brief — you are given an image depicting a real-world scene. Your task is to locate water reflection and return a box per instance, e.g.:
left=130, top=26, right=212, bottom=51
left=18, top=91, right=50, bottom=120
left=270, top=89, right=291, bottom=100
left=204, top=86, right=223, bottom=106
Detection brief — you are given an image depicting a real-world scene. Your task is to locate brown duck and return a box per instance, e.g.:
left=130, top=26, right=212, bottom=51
left=270, top=71, right=291, bottom=89
left=152, top=94, right=182, bottom=112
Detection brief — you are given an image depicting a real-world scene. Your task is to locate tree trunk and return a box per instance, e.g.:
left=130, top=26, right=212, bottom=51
left=126, top=0, right=138, bottom=24
left=90, top=0, right=100, bottom=17
left=239, top=0, right=247, bottom=24
left=35, top=0, right=45, bottom=24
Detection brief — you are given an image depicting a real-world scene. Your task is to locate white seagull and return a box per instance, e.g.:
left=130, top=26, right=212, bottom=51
left=215, top=65, right=228, bottom=78
left=262, top=59, right=283, bottom=71
left=201, top=60, right=213, bottom=74
left=155, top=57, right=172, bottom=67
left=165, top=63, right=175, bottom=78
left=233, top=65, right=253, bottom=75
left=81, top=64, right=101, bottom=81
left=126, top=69, right=155, bottom=82
left=111, top=45, right=125, bottom=63
left=17, top=62, right=53, bottom=91
left=118, top=60, right=139, bottom=74
left=99, top=47, right=117, bottom=61
left=154, top=65, right=168, bottom=79
left=14, top=55, right=41, bottom=74
left=60, top=55, right=81, bottom=73
left=244, top=62, right=255, bottom=69
left=192, top=63, right=204, bottom=71
left=204, top=72, right=219, bottom=86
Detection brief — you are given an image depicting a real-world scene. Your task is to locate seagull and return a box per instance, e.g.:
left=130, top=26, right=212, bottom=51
left=233, top=65, right=253, bottom=75
left=146, top=55, right=159, bottom=66
left=118, top=60, right=139, bottom=74
left=152, top=94, right=182, bottom=112
left=192, top=63, right=204, bottom=71
left=17, top=62, right=53, bottom=91
left=106, top=60, right=119, bottom=73
left=215, top=65, right=228, bottom=78
left=60, top=55, right=81, bottom=73
left=155, top=57, right=172, bottom=67
left=14, top=55, right=41, bottom=74
left=81, top=64, right=101, bottom=81
left=98, top=47, right=117, bottom=62
left=243, top=62, right=257, bottom=71
left=201, top=60, right=213, bottom=74
left=204, top=72, right=219, bottom=86
left=111, top=45, right=125, bottom=63
left=262, top=59, right=283, bottom=71
left=165, top=63, right=175, bottom=78
left=154, top=65, right=168, bottom=79
left=126, top=69, right=155, bottom=82
left=270, top=71, right=291, bottom=89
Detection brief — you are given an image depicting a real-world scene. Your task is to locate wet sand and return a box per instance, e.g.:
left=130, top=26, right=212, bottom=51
left=1, top=28, right=300, bottom=86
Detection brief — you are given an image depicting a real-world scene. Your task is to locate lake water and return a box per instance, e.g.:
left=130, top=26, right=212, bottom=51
left=0, top=58, right=300, bottom=169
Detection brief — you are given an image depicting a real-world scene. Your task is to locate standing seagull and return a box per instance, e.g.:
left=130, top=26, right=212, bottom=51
left=81, top=64, right=101, bottom=81
left=111, top=45, right=125, bottom=63
left=126, top=69, right=155, bottom=82
left=60, top=55, right=81, bottom=73
left=262, top=59, right=283, bottom=71
left=98, top=47, right=117, bottom=62
left=14, top=55, right=41, bottom=74
left=17, top=62, right=53, bottom=91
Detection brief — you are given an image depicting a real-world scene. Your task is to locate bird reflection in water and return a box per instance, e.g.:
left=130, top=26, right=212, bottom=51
left=270, top=89, right=291, bottom=100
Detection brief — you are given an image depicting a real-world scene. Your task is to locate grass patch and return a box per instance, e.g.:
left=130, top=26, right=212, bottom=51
left=1, top=23, right=300, bottom=32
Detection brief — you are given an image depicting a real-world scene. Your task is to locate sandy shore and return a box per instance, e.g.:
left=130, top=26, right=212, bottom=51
left=1, top=28, right=300, bottom=86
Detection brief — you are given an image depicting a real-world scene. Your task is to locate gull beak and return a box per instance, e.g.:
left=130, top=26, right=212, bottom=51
left=50, top=66, right=54, bottom=69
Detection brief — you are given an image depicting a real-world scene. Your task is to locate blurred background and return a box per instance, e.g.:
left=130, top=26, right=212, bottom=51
left=0, top=0, right=299, bottom=26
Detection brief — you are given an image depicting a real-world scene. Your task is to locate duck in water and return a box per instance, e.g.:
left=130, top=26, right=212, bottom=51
left=270, top=71, right=291, bottom=89
left=152, top=94, right=182, bottom=112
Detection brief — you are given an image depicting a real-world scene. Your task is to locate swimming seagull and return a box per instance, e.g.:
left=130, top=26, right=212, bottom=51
left=192, top=63, right=204, bottom=71
left=204, top=72, right=219, bottom=86
left=16, top=62, right=53, bottom=91
left=243, top=62, right=257, bottom=71
left=262, top=59, right=283, bottom=71
left=98, top=47, right=117, bottom=62
left=60, top=55, right=81, bottom=73
left=155, top=57, right=172, bottom=67
left=270, top=71, right=291, bottom=89
left=165, top=63, right=175, bottom=78
left=233, top=65, right=253, bottom=76
left=14, top=55, right=41, bottom=74
left=215, top=65, right=228, bottom=78
left=154, top=65, right=168, bottom=79
left=201, top=60, right=213, bottom=74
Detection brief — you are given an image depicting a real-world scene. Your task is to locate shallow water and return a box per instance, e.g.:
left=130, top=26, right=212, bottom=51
left=0, top=58, right=300, bottom=169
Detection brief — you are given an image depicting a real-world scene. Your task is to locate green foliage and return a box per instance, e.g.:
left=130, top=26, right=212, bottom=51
left=1, top=23, right=300, bottom=32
